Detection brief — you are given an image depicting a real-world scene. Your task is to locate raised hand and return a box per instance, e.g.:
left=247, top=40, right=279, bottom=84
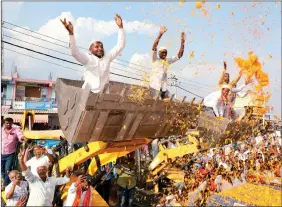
left=26, top=146, right=33, bottom=153
left=224, top=61, right=227, bottom=70
left=66, top=166, right=73, bottom=177
left=245, top=78, right=253, bottom=85
left=159, top=26, right=167, bottom=35
left=60, top=18, right=74, bottom=35
left=76, top=175, right=86, bottom=186
left=115, top=14, right=123, bottom=28
left=18, top=148, right=24, bottom=161
left=181, top=32, right=186, bottom=42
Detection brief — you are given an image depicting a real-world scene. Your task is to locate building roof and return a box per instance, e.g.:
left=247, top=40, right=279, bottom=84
left=16, top=78, right=56, bottom=85
left=1, top=76, right=12, bottom=81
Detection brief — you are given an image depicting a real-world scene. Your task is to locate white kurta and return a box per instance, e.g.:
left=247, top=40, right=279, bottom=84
left=5, top=181, right=29, bottom=206
left=69, top=29, right=126, bottom=93
left=203, top=91, right=226, bottom=117
left=22, top=168, right=70, bottom=206
left=150, top=51, right=179, bottom=91
left=26, top=155, right=50, bottom=177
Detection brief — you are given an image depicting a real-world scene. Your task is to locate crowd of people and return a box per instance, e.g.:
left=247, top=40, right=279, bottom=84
left=152, top=132, right=281, bottom=206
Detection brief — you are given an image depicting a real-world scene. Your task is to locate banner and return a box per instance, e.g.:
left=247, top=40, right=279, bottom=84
left=25, top=102, right=52, bottom=110
left=13, top=101, right=26, bottom=109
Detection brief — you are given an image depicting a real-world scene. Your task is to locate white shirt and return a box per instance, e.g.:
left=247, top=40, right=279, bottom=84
left=230, top=84, right=247, bottom=105
left=255, top=136, right=263, bottom=146
left=64, top=183, right=93, bottom=206
left=5, top=181, right=29, bottom=206
left=203, top=90, right=227, bottom=117
left=22, top=168, right=70, bottom=206
left=26, top=155, right=50, bottom=177
left=167, top=141, right=177, bottom=149
left=150, top=51, right=179, bottom=91
left=69, top=29, right=126, bottom=93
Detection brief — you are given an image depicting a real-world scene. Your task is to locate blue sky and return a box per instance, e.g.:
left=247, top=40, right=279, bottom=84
left=2, top=2, right=281, bottom=116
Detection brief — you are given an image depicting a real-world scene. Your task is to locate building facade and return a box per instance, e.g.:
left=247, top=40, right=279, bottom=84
left=1, top=72, right=59, bottom=129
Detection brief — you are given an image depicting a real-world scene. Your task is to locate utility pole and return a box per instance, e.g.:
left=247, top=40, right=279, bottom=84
left=170, top=75, right=179, bottom=99
left=1, top=18, right=4, bottom=75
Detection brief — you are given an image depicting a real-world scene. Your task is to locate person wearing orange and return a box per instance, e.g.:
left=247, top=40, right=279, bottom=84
left=64, top=175, right=94, bottom=206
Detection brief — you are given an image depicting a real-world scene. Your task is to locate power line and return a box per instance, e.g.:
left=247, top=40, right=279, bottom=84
left=4, top=47, right=82, bottom=72
left=4, top=33, right=148, bottom=75
left=3, top=21, right=68, bottom=44
left=3, top=41, right=143, bottom=82
left=2, top=21, right=209, bottom=97
left=5, top=45, right=205, bottom=97
left=3, top=26, right=69, bottom=49
left=3, top=40, right=82, bottom=66
left=176, top=85, right=204, bottom=98
left=2, top=21, right=212, bottom=88
left=3, top=34, right=71, bottom=56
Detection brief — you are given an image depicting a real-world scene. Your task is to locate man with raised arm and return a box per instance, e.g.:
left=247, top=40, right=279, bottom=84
left=60, top=14, right=126, bottom=93
left=18, top=149, right=71, bottom=206
left=218, top=61, right=242, bottom=89
left=150, top=26, right=185, bottom=99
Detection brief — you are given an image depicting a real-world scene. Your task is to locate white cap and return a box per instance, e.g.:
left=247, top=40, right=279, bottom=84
left=37, top=159, right=49, bottom=168
left=158, top=46, right=167, bottom=52
left=221, top=84, right=231, bottom=90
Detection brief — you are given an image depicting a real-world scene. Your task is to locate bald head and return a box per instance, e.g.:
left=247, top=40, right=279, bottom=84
left=8, top=170, right=21, bottom=182
left=89, top=41, right=104, bottom=58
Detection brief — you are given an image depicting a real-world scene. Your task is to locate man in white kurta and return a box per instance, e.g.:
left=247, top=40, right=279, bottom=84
left=150, top=26, right=185, bottom=99
left=203, top=85, right=231, bottom=117
left=61, top=14, right=126, bottom=93
left=18, top=150, right=71, bottom=206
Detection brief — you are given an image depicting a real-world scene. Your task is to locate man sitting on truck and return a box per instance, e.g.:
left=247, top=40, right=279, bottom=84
left=203, top=85, right=231, bottom=118
left=150, top=26, right=186, bottom=99
left=61, top=14, right=126, bottom=93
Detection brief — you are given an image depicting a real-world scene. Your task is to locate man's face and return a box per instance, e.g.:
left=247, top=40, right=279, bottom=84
left=158, top=49, right=167, bottom=60
left=89, top=41, right=104, bottom=58
left=224, top=73, right=230, bottom=83
left=4, top=121, right=13, bottom=130
left=80, top=178, right=89, bottom=190
left=9, top=171, right=21, bottom=182
left=37, top=166, right=48, bottom=178
left=34, top=148, right=43, bottom=158
left=222, top=88, right=230, bottom=96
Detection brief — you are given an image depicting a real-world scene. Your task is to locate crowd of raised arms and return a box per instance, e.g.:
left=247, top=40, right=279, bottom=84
left=2, top=14, right=279, bottom=207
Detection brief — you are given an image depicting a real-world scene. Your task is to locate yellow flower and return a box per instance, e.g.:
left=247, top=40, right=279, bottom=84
left=195, top=2, right=203, bottom=9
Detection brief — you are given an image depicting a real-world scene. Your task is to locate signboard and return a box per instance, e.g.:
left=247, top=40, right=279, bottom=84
left=25, top=102, right=52, bottom=110
left=13, top=101, right=26, bottom=109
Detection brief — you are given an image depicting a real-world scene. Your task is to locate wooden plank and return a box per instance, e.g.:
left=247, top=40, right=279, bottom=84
left=126, top=113, right=144, bottom=140
left=76, top=110, right=99, bottom=142
left=115, top=112, right=135, bottom=141
left=90, top=111, right=110, bottom=142
left=154, top=115, right=170, bottom=137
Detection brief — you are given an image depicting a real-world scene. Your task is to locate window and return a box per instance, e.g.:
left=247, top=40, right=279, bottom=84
left=25, top=86, right=41, bottom=98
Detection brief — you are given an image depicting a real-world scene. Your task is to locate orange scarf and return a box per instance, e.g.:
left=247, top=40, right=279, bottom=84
left=72, top=185, right=91, bottom=207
